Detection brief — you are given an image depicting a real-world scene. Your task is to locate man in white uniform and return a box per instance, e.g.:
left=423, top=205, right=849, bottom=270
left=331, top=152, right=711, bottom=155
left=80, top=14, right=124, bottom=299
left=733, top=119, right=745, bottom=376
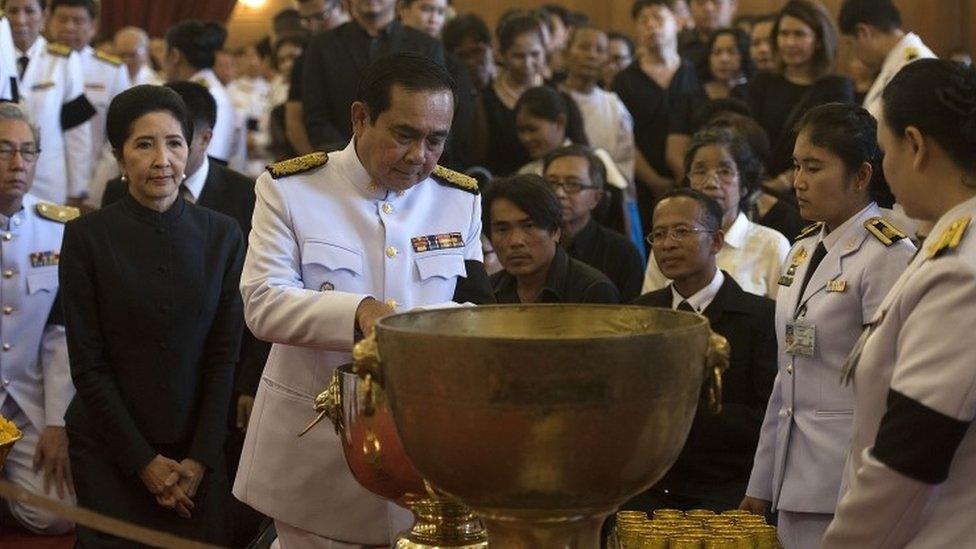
left=838, top=0, right=936, bottom=120
left=48, top=0, right=130, bottom=207
left=113, top=26, right=161, bottom=87
left=0, top=11, right=17, bottom=101
left=0, top=103, right=77, bottom=536
left=234, top=53, right=494, bottom=548
left=2, top=0, right=93, bottom=205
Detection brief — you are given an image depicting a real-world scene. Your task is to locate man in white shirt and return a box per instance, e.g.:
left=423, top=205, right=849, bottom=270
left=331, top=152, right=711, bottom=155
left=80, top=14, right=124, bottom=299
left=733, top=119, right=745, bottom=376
left=0, top=13, right=17, bottom=101
left=838, top=0, right=936, bottom=120
left=3, top=0, right=94, bottom=205
left=48, top=0, right=130, bottom=202
left=113, top=26, right=161, bottom=87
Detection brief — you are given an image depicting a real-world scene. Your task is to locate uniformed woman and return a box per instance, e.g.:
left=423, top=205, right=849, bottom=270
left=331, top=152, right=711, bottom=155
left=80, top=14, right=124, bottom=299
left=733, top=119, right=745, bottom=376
left=162, top=20, right=242, bottom=169
left=59, top=85, right=244, bottom=546
left=821, top=59, right=976, bottom=549
left=740, top=102, right=916, bottom=549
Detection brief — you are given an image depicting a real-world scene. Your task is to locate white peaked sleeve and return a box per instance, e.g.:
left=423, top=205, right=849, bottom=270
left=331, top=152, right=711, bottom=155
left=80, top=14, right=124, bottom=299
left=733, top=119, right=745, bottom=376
left=240, top=173, right=369, bottom=350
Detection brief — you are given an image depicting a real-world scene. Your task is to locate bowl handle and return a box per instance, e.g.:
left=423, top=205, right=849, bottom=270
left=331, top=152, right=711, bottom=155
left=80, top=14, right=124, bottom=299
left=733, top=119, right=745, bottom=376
left=299, top=369, right=343, bottom=437
left=705, top=331, right=731, bottom=414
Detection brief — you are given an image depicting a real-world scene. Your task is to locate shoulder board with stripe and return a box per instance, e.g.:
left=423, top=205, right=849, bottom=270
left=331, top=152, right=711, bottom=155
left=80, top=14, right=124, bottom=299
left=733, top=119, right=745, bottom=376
left=267, top=151, right=328, bottom=179
left=431, top=165, right=479, bottom=195
left=94, top=50, right=123, bottom=67
left=928, top=217, right=971, bottom=259
left=47, top=43, right=72, bottom=58
left=795, top=222, right=823, bottom=241
left=864, top=216, right=908, bottom=246
left=36, top=202, right=80, bottom=223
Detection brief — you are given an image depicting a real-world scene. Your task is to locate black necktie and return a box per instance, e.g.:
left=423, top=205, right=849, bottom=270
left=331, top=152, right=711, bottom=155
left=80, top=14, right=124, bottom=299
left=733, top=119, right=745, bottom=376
left=796, top=242, right=828, bottom=301
left=677, top=300, right=696, bottom=312
left=17, top=56, right=28, bottom=80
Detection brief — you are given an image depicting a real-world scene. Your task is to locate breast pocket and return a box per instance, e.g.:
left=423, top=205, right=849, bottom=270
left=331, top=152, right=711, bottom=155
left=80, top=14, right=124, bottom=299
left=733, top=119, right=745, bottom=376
left=301, top=240, right=363, bottom=292
left=414, top=252, right=466, bottom=284
left=27, top=269, right=58, bottom=294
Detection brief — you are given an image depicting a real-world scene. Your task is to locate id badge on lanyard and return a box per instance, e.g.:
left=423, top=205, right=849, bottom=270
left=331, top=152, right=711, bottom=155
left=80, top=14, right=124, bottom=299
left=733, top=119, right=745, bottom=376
left=784, top=319, right=815, bottom=357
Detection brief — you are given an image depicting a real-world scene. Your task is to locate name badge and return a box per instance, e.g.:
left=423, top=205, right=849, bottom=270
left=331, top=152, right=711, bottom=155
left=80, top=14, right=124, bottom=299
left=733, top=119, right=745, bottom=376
left=827, top=279, right=847, bottom=293
left=84, top=83, right=106, bottom=91
left=411, top=232, right=464, bottom=253
left=785, top=320, right=816, bottom=357
left=31, top=81, right=55, bottom=91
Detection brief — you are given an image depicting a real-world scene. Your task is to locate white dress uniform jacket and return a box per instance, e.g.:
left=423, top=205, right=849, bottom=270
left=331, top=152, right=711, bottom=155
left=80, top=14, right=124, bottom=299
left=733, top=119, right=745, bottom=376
left=78, top=46, right=129, bottom=169
left=822, top=195, right=976, bottom=548
left=0, top=15, right=15, bottom=101
left=745, top=204, right=915, bottom=515
left=0, top=194, right=75, bottom=431
left=234, top=142, right=489, bottom=544
left=644, top=212, right=790, bottom=298
left=192, top=68, right=243, bottom=169
left=863, top=33, right=936, bottom=120
left=15, top=37, right=94, bottom=204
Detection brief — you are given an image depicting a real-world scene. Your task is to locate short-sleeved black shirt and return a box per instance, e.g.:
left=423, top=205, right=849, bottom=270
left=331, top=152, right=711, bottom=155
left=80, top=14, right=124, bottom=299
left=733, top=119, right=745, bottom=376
left=490, top=246, right=619, bottom=304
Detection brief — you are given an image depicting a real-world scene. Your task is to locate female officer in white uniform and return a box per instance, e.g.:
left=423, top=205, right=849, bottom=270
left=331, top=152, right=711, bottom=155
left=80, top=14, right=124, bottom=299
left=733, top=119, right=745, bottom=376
left=162, top=20, right=242, bottom=169
left=740, top=103, right=916, bottom=549
left=823, top=59, right=976, bottom=549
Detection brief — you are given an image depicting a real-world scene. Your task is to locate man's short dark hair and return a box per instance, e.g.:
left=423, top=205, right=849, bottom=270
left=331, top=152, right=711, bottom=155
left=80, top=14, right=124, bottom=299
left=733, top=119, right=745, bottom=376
left=607, top=31, right=635, bottom=57
left=49, top=0, right=96, bottom=18
left=655, top=187, right=724, bottom=233
left=2, top=0, right=47, bottom=11
left=483, top=174, right=563, bottom=234
left=838, top=0, right=902, bottom=35
left=442, top=13, right=491, bottom=53
left=165, top=81, right=217, bottom=135
left=357, top=53, right=457, bottom=121
left=273, top=8, right=302, bottom=35
left=543, top=144, right=607, bottom=191
left=631, top=0, right=677, bottom=20
left=166, top=20, right=228, bottom=70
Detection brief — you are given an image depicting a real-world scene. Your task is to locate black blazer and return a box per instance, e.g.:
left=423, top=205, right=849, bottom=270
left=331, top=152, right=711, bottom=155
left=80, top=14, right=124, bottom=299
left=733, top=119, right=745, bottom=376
left=60, top=196, right=244, bottom=474
left=103, top=160, right=271, bottom=396
left=633, top=272, right=777, bottom=499
left=302, top=20, right=445, bottom=150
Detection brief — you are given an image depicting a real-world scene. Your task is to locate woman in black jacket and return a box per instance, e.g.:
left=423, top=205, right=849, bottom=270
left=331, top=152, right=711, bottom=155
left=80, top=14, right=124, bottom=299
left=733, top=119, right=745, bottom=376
left=59, top=85, right=244, bottom=546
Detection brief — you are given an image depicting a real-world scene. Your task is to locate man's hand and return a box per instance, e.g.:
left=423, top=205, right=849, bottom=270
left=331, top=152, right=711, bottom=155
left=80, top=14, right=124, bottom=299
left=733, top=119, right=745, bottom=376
left=32, top=426, right=73, bottom=499
left=164, top=458, right=206, bottom=500
left=140, top=455, right=194, bottom=516
left=355, top=297, right=396, bottom=336
left=236, top=394, right=255, bottom=431
left=739, top=495, right=771, bottom=515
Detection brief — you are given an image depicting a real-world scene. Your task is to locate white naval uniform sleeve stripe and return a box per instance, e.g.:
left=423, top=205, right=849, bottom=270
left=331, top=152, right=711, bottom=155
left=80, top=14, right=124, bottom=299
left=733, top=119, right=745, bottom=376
left=241, top=172, right=368, bottom=351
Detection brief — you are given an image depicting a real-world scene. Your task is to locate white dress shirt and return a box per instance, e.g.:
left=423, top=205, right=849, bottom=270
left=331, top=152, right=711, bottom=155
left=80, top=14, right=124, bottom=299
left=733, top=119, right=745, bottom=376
left=644, top=212, right=790, bottom=298
left=863, top=33, right=935, bottom=120
left=564, top=86, right=637, bottom=188
left=669, top=268, right=724, bottom=312
left=518, top=139, right=629, bottom=191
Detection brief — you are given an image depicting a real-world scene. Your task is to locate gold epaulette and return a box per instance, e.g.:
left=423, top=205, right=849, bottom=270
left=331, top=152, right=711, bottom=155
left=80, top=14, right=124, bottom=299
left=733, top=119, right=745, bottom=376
left=46, top=43, right=72, bottom=58
left=94, top=50, right=123, bottom=67
left=795, top=222, right=823, bottom=241
left=864, top=217, right=908, bottom=246
left=192, top=77, right=209, bottom=89
left=267, top=151, right=328, bottom=179
left=36, top=202, right=80, bottom=223
left=431, top=165, right=479, bottom=195
left=928, top=217, right=971, bottom=258
left=905, top=46, right=920, bottom=62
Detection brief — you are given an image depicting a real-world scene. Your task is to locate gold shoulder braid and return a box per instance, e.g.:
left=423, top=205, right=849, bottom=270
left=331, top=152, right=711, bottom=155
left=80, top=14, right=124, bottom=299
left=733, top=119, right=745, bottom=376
left=864, top=217, right=908, bottom=246
left=795, top=222, right=823, bottom=241
left=36, top=202, right=80, bottom=223
left=94, top=50, right=123, bottom=67
left=46, top=42, right=72, bottom=58
left=267, top=151, right=328, bottom=179
left=928, top=217, right=971, bottom=259
left=431, top=165, right=479, bottom=195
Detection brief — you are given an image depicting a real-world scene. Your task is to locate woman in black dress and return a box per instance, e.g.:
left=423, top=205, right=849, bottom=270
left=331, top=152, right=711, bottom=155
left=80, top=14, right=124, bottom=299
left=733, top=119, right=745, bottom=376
left=59, top=85, right=244, bottom=546
left=739, top=0, right=853, bottom=190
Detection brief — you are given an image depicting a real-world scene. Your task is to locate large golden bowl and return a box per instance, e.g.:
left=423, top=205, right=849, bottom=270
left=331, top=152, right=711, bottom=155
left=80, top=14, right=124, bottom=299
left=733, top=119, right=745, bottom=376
left=357, top=304, right=723, bottom=548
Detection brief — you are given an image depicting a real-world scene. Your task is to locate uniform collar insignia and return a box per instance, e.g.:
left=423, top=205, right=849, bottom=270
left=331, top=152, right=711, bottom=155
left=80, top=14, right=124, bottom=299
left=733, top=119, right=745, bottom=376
left=94, top=50, right=123, bottom=66
left=864, top=216, right=907, bottom=246
left=826, top=279, right=847, bottom=293
left=267, top=151, right=328, bottom=179
left=795, top=222, right=823, bottom=241
left=35, top=202, right=79, bottom=223
left=928, top=216, right=971, bottom=259
left=46, top=42, right=72, bottom=57
left=431, top=165, right=479, bottom=195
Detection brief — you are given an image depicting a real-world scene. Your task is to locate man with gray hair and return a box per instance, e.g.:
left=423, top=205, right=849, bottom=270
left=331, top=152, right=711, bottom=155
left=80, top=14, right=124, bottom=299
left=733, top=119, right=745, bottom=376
left=0, top=103, right=78, bottom=535
left=113, top=26, right=161, bottom=86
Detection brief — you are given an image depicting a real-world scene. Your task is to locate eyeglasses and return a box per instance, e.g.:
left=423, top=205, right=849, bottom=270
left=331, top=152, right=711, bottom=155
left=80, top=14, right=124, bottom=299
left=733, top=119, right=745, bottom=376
left=547, top=181, right=600, bottom=195
left=687, top=166, right=739, bottom=182
left=646, top=226, right=714, bottom=246
left=0, top=143, right=40, bottom=162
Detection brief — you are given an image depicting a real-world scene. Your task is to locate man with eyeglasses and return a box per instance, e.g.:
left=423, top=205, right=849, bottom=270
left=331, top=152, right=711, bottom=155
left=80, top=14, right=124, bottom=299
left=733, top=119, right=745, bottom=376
left=487, top=174, right=619, bottom=304
left=543, top=145, right=643, bottom=301
left=0, top=103, right=79, bottom=535
left=629, top=187, right=775, bottom=512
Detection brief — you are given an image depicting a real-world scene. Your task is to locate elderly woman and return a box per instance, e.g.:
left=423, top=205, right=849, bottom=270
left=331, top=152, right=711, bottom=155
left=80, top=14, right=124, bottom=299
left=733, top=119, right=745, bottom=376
left=59, top=85, right=244, bottom=546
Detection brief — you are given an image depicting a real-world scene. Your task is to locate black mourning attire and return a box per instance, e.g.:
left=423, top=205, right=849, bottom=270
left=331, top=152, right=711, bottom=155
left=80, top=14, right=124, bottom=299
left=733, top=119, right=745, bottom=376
left=612, top=60, right=702, bottom=235
left=678, top=29, right=710, bottom=69
left=302, top=19, right=445, bottom=151
left=629, top=273, right=777, bottom=510
left=491, top=246, right=620, bottom=304
left=479, top=83, right=531, bottom=176
left=60, top=194, right=245, bottom=546
left=738, top=72, right=854, bottom=175
left=565, top=219, right=644, bottom=302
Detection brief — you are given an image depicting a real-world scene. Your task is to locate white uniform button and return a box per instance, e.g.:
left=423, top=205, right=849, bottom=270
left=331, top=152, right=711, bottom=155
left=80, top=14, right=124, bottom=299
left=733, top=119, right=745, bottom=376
left=2, top=233, right=10, bottom=241
left=1, top=379, right=8, bottom=387
left=2, top=343, right=11, bottom=351
left=12, top=217, right=20, bottom=226
left=786, top=407, right=793, bottom=417
left=786, top=365, right=794, bottom=374
left=2, top=306, right=12, bottom=315
left=2, top=270, right=11, bottom=279
left=382, top=203, right=393, bottom=214
left=385, top=246, right=398, bottom=258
